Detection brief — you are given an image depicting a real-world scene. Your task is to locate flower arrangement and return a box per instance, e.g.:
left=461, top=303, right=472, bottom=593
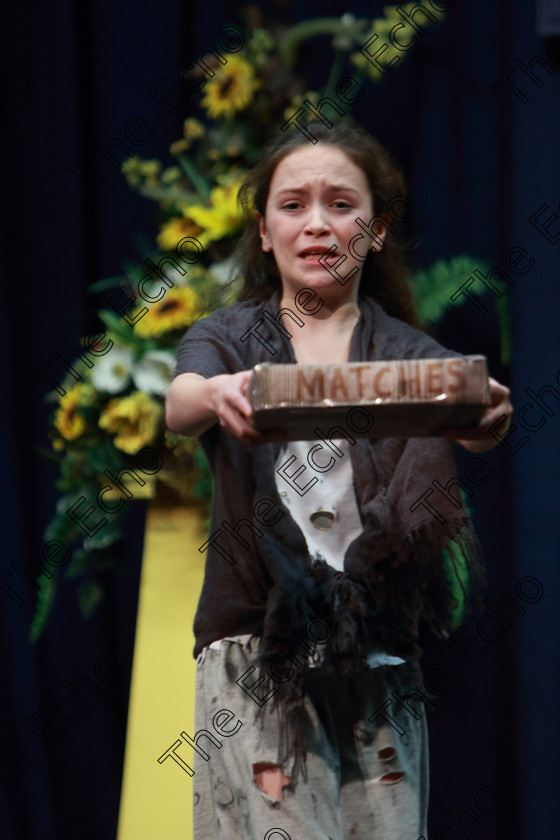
left=37, top=5, right=508, bottom=639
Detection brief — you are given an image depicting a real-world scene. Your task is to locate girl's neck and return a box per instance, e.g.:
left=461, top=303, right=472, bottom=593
left=279, top=289, right=361, bottom=329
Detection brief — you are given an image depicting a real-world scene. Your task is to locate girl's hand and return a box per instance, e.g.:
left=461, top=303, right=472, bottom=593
left=213, top=370, right=285, bottom=447
left=441, top=377, right=513, bottom=453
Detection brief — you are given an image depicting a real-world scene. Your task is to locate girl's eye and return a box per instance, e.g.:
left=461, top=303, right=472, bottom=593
left=282, top=202, right=301, bottom=210
left=333, top=200, right=351, bottom=209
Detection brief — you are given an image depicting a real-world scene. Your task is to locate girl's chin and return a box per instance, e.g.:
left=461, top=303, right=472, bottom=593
left=282, top=275, right=359, bottom=296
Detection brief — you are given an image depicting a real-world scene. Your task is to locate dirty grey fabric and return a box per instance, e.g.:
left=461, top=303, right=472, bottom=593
left=192, top=637, right=429, bottom=840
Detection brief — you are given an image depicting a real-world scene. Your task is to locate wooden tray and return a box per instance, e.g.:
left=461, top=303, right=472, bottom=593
left=250, top=356, right=490, bottom=439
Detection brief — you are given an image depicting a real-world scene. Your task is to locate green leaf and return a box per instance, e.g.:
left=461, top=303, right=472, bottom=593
left=64, top=549, right=90, bottom=580
left=443, top=542, right=471, bottom=628
left=83, top=438, right=125, bottom=476
left=83, top=524, right=122, bottom=554
left=131, top=232, right=160, bottom=262
left=28, top=574, right=58, bottom=643
left=98, top=309, right=142, bottom=346
left=88, top=276, right=126, bottom=294
left=77, top=580, right=105, bottom=619
left=495, top=293, right=512, bottom=366
left=176, top=154, right=211, bottom=203
left=44, top=507, right=84, bottom=546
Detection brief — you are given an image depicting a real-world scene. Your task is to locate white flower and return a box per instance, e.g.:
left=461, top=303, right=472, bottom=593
left=209, top=256, right=238, bottom=286
left=131, top=350, right=176, bottom=396
left=90, top=347, right=134, bottom=394
left=334, top=13, right=356, bottom=50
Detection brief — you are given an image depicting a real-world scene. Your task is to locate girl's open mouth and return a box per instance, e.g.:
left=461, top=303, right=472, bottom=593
left=299, top=247, right=341, bottom=265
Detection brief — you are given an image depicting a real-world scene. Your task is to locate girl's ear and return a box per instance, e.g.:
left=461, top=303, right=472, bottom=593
left=256, top=211, right=272, bottom=253
left=369, top=218, right=388, bottom=252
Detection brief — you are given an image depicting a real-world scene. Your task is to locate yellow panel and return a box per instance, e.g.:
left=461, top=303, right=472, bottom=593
left=117, top=503, right=207, bottom=840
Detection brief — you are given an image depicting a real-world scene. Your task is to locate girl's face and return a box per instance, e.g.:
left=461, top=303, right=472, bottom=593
left=257, top=144, right=386, bottom=303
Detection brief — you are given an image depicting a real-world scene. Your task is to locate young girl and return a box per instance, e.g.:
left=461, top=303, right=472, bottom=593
left=166, top=121, right=512, bottom=840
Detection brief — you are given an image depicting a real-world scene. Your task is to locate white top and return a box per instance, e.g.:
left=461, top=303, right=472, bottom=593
left=274, top=438, right=363, bottom=573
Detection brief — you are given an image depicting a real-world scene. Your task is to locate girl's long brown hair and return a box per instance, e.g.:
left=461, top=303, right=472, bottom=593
left=233, top=120, right=420, bottom=327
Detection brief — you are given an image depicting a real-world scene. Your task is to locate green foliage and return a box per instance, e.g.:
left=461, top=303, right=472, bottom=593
left=442, top=542, right=471, bottom=628
left=495, top=293, right=512, bottom=366
left=28, top=573, right=58, bottom=643
left=409, top=255, right=512, bottom=365
left=97, top=309, right=147, bottom=349
left=409, top=255, right=491, bottom=326
left=442, top=497, right=477, bottom=628
left=77, top=581, right=106, bottom=618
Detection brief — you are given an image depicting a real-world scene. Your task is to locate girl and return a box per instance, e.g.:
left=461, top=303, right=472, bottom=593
left=166, top=121, right=512, bottom=840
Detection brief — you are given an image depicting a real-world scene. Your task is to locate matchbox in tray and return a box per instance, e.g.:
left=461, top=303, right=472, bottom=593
left=249, top=356, right=490, bottom=439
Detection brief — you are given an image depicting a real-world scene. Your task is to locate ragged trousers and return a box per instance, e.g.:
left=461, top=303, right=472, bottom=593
left=192, top=637, right=429, bottom=840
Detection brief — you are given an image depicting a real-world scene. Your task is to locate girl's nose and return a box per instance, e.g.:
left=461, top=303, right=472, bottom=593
left=303, top=203, right=331, bottom=234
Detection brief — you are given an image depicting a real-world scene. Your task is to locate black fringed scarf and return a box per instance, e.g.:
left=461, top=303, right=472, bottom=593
left=176, top=290, right=485, bottom=771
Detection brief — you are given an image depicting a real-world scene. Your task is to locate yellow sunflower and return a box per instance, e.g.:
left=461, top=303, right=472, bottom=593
left=201, top=55, right=260, bottom=119
left=99, top=392, right=162, bottom=455
left=132, top=286, right=201, bottom=339
left=184, top=176, right=245, bottom=247
left=53, top=384, right=89, bottom=441
left=157, top=214, right=204, bottom=252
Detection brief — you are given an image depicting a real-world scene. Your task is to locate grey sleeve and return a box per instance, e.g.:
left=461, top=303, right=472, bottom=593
left=173, top=313, right=233, bottom=379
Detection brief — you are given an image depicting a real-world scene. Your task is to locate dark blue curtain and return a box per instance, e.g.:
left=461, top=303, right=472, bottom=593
left=1, top=1, right=558, bottom=838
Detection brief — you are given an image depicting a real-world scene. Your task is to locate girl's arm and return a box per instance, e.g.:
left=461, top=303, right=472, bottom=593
left=165, top=370, right=282, bottom=445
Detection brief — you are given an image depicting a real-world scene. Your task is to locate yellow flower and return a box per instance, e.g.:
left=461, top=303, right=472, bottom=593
left=138, top=159, right=161, bottom=184
left=53, top=385, right=88, bottom=441
left=99, top=392, right=162, bottom=455
left=157, top=214, right=204, bottom=252
left=170, top=138, right=190, bottom=156
left=352, top=4, right=446, bottom=80
left=164, top=430, right=200, bottom=457
left=248, top=29, right=275, bottom=66
left=283, top=91, right=319, bottom=122
left=122, top=156, right=162, bottom=186
left=201, top=55, right=260, bottom=119
left=184, top=177, right=245, bottom=247
left=183, top=118, right=205, bottom=140
left=121, top=157, right=142, bottom=187
left=225, top=142, right=242, bottom=157
left=161, top=166, right=182, bottom=185
left=132, top=286, right=202, bottom=338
